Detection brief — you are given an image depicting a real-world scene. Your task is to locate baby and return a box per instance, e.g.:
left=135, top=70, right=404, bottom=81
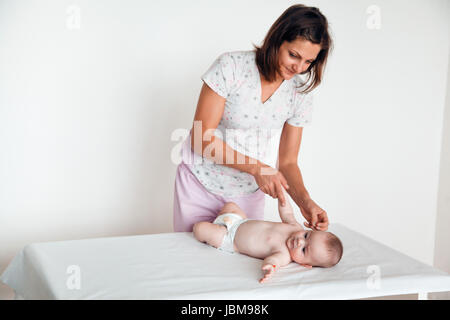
left=193, top=188, right=343, bottom=283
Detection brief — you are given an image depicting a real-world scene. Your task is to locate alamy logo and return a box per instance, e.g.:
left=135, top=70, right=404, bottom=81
left=66, top=5, right=81, bottom=30
left=66, top=265, right=81, bottom=290
left=366, top=5, right=382, bottom=30
left=366, top=265, right=381, bottom=290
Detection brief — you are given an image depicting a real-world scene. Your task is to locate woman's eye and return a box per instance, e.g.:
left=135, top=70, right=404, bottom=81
left=289, top=52, right=296, bottom=58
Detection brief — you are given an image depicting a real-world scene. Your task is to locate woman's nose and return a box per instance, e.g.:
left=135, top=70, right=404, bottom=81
left=295, top=62, right=308, bottom=73
left=301, top=65, right=308, bottom=73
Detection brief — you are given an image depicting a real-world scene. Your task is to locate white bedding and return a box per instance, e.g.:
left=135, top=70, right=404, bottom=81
left=1, top=223, right=450, bottom=299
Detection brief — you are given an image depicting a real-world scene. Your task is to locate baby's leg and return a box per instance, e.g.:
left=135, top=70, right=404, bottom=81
left=194, top=203, right=247, bottom=249
left=218, top=202, right=248, bottom=219
left=193, top=221, right=227, bottom=248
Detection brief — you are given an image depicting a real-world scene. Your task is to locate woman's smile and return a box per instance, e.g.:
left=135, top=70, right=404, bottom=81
left=285, top=66, right=295, bottom=76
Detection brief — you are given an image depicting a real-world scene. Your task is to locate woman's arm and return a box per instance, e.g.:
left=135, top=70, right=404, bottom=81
left=191, top=83, right=262, bottom=176
left=278, top=122, right=329, bottom=231
left=190, top=82, right=289, bottom=204
left=277, top=123, right=311, bottom=205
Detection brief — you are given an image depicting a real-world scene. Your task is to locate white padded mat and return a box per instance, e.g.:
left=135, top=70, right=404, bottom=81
left=1, top=223, right=450, bottom=299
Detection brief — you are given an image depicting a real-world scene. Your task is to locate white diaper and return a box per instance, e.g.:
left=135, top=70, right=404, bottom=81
left=213, top=213, right=249, bottom=254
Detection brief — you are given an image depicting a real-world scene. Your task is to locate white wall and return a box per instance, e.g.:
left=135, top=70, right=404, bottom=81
left=1, top=0, right=449, bottom=299
left=434, top=2, right=450, bottom=276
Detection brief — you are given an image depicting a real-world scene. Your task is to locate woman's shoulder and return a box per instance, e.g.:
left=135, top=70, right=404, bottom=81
left=217, top=50, right=256, bottom=66
left=224, top=49, right=255, bottom=58
left=210, top=50, right=255, bottom=82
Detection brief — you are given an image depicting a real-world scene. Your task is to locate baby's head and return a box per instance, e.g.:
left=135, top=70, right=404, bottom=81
left=286, top=229, right=343, bottom=268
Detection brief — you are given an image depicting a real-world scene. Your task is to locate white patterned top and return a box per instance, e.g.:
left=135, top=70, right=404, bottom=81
left=181, top=50, right=314, bottom=198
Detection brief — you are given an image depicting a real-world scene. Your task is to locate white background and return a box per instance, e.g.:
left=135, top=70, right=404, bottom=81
left=1, top=0, right=449, bottom=299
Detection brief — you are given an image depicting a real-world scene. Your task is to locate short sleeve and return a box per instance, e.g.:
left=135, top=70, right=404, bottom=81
left=286, top=92, right=314, bottom=127
left=201, top=52, right=237, bottom=99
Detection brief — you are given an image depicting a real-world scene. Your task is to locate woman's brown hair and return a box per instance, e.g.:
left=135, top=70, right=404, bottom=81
left=252, top=4, right=333, bottom=94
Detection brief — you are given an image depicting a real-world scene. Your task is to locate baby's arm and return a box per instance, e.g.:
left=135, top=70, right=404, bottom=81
left=259, top=251, right=291, bottom=283
left=278, top=186, right=301, bottom=226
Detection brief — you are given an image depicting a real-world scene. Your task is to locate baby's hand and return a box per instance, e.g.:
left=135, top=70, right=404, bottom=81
left=259, top=264, right=277, bottom=283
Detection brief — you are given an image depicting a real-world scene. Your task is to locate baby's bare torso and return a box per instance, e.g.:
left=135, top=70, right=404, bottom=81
left=233, top=220, right=303, bottom=259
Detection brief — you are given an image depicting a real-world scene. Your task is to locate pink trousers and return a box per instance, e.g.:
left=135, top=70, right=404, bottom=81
left=173, top=161, right=265, bottom=232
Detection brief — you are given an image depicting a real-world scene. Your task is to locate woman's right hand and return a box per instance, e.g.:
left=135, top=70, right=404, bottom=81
left=253, top=163, right=290, bottom=206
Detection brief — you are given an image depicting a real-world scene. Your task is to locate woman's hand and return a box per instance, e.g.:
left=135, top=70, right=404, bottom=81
left=299, top=198, right=329, bottom=231
left=252, top=163, right=290, bottom=206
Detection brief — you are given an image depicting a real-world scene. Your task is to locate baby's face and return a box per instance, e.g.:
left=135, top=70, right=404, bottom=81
left=286, top=229, right=330, bottom=267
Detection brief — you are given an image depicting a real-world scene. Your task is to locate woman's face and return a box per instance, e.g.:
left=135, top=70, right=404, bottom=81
left=277, top=37, right=322, bottom=79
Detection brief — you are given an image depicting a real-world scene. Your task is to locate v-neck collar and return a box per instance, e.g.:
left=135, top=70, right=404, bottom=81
left=255, top=65, right=286, bottom=105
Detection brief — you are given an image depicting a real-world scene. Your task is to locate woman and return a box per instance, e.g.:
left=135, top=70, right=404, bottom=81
left=173, top=4, right=332, bottom=232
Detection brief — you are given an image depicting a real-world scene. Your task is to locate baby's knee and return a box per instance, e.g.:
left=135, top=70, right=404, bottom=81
left=193, top=221, right=210, bottom=241
left=219, top=202, right=233, bottom=214
left=219, top=202, right=247, bottom=218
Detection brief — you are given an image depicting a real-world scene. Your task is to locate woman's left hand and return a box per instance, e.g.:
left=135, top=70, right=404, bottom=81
left=299, top=198, right=329, bottom=231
